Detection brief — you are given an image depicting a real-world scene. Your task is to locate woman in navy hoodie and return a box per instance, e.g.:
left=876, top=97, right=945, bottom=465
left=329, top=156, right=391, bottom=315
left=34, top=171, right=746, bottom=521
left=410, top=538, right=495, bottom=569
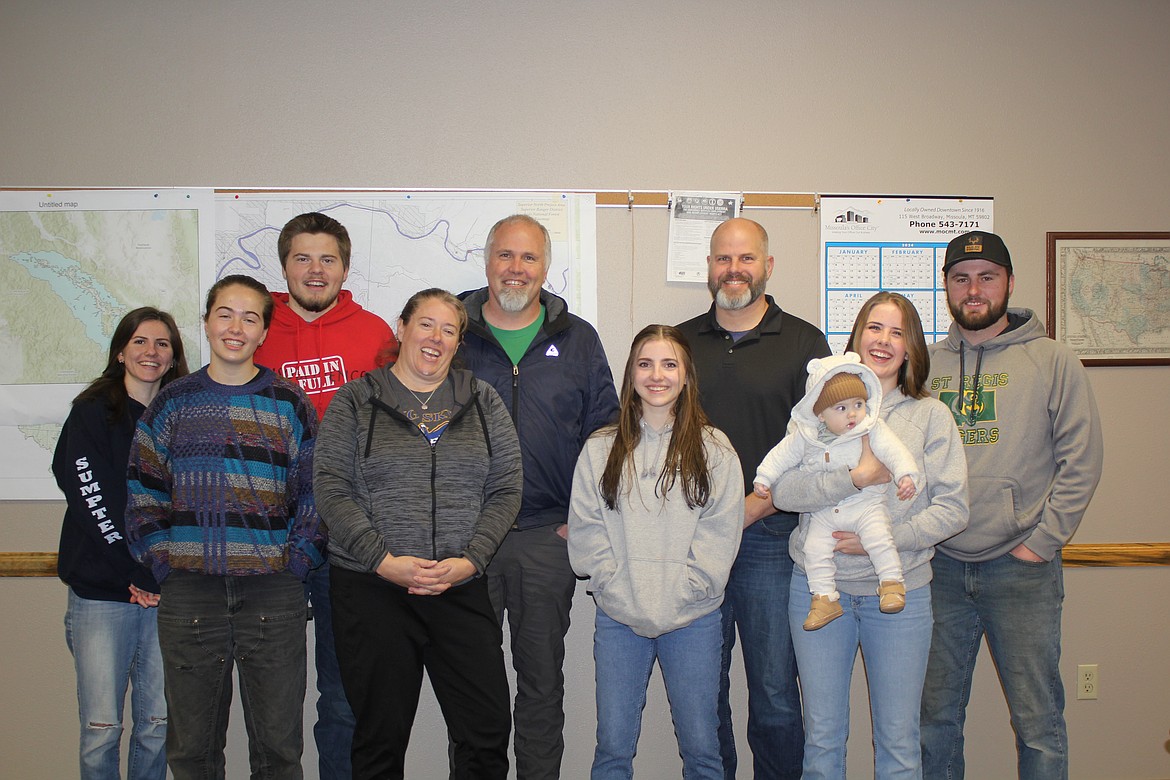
left=53, top=307, right=188, bottom=780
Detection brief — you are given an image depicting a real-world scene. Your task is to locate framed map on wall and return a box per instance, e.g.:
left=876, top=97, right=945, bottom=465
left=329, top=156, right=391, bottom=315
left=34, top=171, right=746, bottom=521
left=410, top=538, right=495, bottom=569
left=1046, top=232, right=1170, bottom=365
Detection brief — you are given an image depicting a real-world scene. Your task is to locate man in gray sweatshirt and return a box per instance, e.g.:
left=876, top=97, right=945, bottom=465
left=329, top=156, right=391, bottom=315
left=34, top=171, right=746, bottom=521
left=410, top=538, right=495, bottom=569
left=922, top=231, right=1104, bottom=780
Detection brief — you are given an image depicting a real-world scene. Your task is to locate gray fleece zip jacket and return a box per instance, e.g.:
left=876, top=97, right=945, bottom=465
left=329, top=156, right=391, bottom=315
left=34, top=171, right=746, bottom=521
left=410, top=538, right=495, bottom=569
left=927, top=308, right=1103, bottom=562
left=313, top=365, right=522, bottom=576
left=568, top=424, right=744, bottom=638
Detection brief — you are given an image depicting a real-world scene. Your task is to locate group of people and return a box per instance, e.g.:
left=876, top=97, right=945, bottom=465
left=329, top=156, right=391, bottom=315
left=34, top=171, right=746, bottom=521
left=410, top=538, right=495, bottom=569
left=53, top=212, right=1102, bottom=780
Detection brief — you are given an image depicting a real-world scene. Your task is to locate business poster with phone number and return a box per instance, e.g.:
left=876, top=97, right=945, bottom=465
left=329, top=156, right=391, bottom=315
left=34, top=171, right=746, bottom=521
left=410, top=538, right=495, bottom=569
left=819, top=196, right=994, bottom=354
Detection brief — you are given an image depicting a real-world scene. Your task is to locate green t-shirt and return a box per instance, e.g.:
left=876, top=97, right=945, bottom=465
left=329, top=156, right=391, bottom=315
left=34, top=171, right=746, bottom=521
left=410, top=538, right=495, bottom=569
left=487, top=305, right=545, bottom=366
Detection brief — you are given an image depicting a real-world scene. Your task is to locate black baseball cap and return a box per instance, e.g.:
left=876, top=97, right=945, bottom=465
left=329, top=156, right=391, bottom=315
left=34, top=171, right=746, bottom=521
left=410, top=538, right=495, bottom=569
left=942, top=231, right=1013, bottom=275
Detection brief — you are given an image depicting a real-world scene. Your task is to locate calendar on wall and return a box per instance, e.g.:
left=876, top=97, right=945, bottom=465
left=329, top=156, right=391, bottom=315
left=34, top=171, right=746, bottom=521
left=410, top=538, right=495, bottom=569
left=819, top=196, right=994, bottom=354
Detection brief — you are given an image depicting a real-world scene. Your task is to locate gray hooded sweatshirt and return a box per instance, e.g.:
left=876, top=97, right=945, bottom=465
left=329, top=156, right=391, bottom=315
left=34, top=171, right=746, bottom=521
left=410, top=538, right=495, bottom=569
left=928, top=308, right=1103, bottom=562
left=772, top=369, right=970, bottom=596
left=568, top=424, right=743, bottom=638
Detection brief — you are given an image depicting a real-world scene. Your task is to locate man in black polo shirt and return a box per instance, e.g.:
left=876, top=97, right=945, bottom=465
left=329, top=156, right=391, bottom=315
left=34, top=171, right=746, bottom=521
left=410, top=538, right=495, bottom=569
left=677, top=217, right=830, bottom=780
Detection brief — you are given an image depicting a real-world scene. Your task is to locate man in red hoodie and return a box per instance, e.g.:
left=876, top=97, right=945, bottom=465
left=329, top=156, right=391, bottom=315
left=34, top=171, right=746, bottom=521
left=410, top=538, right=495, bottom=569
left=255, top=211, right=397, bottom=780
left=257, top=212, right=397, bottom=419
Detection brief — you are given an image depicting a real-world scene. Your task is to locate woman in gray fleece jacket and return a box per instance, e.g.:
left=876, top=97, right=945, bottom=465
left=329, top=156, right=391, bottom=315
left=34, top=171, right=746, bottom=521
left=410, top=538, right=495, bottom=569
left=313, top=289, right=522, bottom=780
left=568, top=325, right=743, bottom=780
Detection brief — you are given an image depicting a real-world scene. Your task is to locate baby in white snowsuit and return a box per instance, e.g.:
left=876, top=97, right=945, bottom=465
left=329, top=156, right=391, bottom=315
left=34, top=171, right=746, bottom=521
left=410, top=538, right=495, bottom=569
left=755, top=353, right=920, bottom=630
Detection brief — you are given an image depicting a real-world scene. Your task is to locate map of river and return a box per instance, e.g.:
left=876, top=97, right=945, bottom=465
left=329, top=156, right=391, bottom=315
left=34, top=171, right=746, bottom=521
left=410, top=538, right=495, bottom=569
left=1, top=189, right=595, bottom=499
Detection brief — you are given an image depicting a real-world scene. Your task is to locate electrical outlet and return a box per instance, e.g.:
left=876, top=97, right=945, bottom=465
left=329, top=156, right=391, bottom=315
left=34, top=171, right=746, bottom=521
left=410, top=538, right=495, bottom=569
left=1077, top=664, right=1098, bottom=700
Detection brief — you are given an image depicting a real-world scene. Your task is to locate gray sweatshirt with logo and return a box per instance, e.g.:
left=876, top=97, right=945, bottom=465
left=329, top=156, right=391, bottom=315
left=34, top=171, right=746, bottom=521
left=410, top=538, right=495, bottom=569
left=927, top=308, right=1103, bottom=562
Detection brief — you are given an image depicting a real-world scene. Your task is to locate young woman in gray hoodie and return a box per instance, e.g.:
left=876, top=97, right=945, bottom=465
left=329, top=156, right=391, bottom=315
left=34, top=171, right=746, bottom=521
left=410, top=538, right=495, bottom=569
left=568, top=324, right=743, bottom=780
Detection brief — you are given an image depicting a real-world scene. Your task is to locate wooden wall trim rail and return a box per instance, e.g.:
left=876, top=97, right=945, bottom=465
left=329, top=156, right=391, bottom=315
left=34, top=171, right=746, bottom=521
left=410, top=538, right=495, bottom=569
left=0, top=552, right=58, bottom=577
left=1060, top=543, right=1170, bottom=567
left=1, top=545, right=1168, bottom=577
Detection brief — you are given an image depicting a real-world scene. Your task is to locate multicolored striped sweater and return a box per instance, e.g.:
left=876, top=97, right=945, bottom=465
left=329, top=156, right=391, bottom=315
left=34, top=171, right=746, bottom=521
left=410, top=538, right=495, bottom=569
left=127, top=366, right=326, bottom=582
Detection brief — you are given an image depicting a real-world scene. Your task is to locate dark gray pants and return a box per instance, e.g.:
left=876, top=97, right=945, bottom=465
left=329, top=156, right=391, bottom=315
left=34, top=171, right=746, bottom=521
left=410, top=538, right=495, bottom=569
left=487, top=523, right=577, bottom=780
left=157, top=571, right=307, bottom=780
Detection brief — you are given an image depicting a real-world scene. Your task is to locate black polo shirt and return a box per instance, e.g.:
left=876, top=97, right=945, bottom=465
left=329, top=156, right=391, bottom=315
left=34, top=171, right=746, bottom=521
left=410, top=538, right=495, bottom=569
left=677, top=295, right=831, bottom=527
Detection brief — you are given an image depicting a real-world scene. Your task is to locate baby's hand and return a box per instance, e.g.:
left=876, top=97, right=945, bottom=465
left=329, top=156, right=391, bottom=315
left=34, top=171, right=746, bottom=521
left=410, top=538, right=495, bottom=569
left=896, top=475, right=916, bottom=501
left=753, top=482, right=771, bottom=500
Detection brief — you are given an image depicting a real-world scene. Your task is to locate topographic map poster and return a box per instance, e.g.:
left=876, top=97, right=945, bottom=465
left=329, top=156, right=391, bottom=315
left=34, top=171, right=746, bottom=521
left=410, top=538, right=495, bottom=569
left=0, top=189, right=597, bottom=500
left=1048, top=232, right=1170, bottom=365
left=0, top=189, right=211, bottom=499
left=819, top=196, right=994, bottom=354
left=213, top=191, right=596, bottom=363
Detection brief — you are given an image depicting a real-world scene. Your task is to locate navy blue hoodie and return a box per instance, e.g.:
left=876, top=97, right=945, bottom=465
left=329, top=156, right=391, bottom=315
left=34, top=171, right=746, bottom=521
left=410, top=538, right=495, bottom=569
left=53, top=396, right=160, bottom=601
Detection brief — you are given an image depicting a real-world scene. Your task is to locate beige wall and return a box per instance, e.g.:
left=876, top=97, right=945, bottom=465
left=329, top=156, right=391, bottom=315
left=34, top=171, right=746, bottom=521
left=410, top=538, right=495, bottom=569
left=3, top=1, right=1168, bottom=777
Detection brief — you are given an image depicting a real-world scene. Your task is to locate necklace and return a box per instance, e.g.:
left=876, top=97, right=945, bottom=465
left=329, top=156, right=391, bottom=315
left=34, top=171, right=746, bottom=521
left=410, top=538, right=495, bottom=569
left=391, top=364, right=444, bottom=410
left=405, top=383, right=440, bottom=410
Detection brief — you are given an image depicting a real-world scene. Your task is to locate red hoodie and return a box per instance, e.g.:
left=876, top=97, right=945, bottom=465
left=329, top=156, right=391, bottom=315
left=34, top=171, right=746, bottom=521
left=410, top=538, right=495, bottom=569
left=255, top=290, right=398, bottom=420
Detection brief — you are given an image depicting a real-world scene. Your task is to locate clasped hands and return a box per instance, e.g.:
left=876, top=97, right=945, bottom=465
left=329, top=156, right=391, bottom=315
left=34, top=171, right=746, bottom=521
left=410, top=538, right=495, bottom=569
left=376, top=554, right=477, bottom=595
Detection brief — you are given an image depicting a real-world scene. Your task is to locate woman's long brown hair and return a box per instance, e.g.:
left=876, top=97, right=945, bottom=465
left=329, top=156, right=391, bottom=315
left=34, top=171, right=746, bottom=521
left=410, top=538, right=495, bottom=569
left=844, top=291, right=931, bottom=399
left=599, top=325, right=712, bottom=510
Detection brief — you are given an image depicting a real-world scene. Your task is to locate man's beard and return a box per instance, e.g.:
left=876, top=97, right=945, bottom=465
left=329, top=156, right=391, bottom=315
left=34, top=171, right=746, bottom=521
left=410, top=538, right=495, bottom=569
left=948, top=294, right=1009, bottom=332
left=496, top=286, right=534, bottom=313
left=709, top=272, right=767, bottom=311
left=290, top=287, right=338, bottom=314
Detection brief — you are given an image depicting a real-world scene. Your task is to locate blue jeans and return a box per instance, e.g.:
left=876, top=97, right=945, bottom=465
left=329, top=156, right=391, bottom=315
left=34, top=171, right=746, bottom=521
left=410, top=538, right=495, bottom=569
left=718, top=516, right=804, bottom=779
left=65, top=590, right=168, bottom=780
left=789, top=571, right=932, bottom=780
left=592, top=607, right=723, bottom=780
left=157, top=571, right=307, bottom=780
left=305, top=562, right=356, bottom=780
left=921, top=551, right=1067, bottom=780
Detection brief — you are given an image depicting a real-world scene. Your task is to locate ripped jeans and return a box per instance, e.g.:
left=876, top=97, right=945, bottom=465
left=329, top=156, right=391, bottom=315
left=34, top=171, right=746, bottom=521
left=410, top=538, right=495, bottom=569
left=65, top=589, right=168, bottom=780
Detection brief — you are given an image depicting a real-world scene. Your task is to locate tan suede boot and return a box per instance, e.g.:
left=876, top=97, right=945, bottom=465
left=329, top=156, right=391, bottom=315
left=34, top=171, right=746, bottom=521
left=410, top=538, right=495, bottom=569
left=878, top=580, right=906, bottom=614
left=803, top=594, right=843, bottom=630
